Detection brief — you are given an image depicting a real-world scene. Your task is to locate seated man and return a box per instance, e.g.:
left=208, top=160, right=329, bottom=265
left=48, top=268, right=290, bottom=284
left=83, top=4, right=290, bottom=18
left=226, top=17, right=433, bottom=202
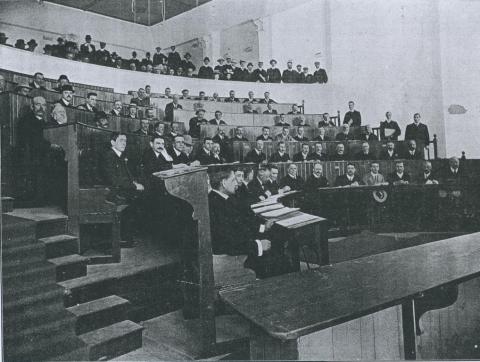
left=288, top=104, right=301, bottom=115
left=212, top=128, right=229, bottom=148
left=188, top=109, right=208, bottom=138
left=318, top=113, right=336, bottom=128
left=50, top=103, right=68, bottom=126
left=266, top=165, right=280, bottom=194
left=380, top=111, right=401, bottom=140
left=195, top=137, right=214, bottom=165
left=330, top=143, right=347, bottom=161
left=294, top=126, right=309, bottom=141
left=180, top=89, right=190, bottom=99
left=165, top=122, right=182, bottom=143
left=130, top=87, right=150, bottom=107
left=153, top=122, right=165, bottom=137
left=224, top=90, right=239, bottom=103
left=403, top=139, right=423, bottom=160
left=263, top=103, right=278, bottom=114
left=232, top=127, right=249, bottom=142
left=378, top=141, right=399, bottom=160
left=313, top=126, right=331, bottom=141
left=419, top=160, right=438, bottom=184
left=293, top=143, right=311, bottom=162
left=307, top=142, right=327, bottom=161
left=335, top=124, right=353, bottom=141
left=269, top=141, right=290, bottom=162
left=245, top=139, right=267, bottom=164
left=304, top=162, right=329, bottom=191
left=256, top=126, right=273, bottom=141
left=145, top=108, right=158, bottom=122
left=127, top=104, right=138, bottom=119
left=362, top=161, right=386, bottom=185
left=355, top=142, right=375, bottom=160
left=279, top=163, right=305, bottom=191
left=53, top=74, right=70, bottom=93
left=243, top=102, right=259, bottom=114
left=135, top=119, right=152, bottom=136
left=248, top=164, right=272, bottom=201
left=110, top=100, right=123, bottom=116
left=29, top=72, right=46, bottom=90
left=164, top=95, right=182, bottom=123
left=234, top=168, right=251, bottom=203
left=335, top=163, right=362, bottom=187
left=276, top=113, right=290, bottom=127
left=167, top=135, right=190, bottom=165
left=56, top=84, right=75, bottom=108
left=77, top=92, right=98, bottom=112
left=440, top=156, right=467, bottom=185
left=359, top=125, right=377, bottom=141
left=208, top=170, right=271, bottom=275
left=388, top=161, right=411, bottom=185
left=142, top=135, right=173, bottom=179
left=209, top=110, right=227, bottom=125
left=102, top=133, right=144, bottom=241
left=211, top=143, right=225, bottom=164
left=259, top=91, right=276, bottom=104
left=275, top=126, right=293, bottom=142
left=94, top=111, right=109, bottom=129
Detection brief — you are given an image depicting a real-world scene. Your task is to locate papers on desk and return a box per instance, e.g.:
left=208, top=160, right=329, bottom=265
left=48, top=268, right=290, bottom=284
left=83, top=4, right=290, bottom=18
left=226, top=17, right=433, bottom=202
left=261, top=207, right=300, bottom=218
left=275, top=213, right=320, bottom=227
left=251, top=198, right=278, bottom=209
left=252, top=203, right=284, bottom=214
left=384, top=128, right=395, bottom=137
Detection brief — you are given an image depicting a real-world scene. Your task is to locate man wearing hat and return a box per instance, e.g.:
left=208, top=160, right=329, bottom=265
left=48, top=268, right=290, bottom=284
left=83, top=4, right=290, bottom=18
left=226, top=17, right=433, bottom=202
left=295, top=64, right=303, bottom=82
left=0, top=32, right=11, bottom=46
left=181, top=53, right=196, bottom=73
left=54, top=74, right=70, bottom=93
left=223, top=56, right=234, bottom=76
left=167, top=46, right=181, bottom=71
left=129, top=51, right=140, bottom=68
left=56, top=84, right=74, bottom=108
left=95, top=41, right=110, bottom=64
left=164, top=95, right=183, bottom=123
left=214, top=58, right=225, bottom=78
left=15, top=39, right=26, bottom=50
left=51, top=37, right=65, bottom=58
left=15, top=82, right=32, bottom=96
left=188, top=109, right=208, bottom=138
left=234, top=60, right=248, bottom=81
left=254, top=61, right=267, bottom=82
left=313, top=61, right=328, bottom=84
left=267, top=59, right=281, bottom=83
left=198, top=57, right=214, bottom=79
left=29, top=72, right=46, bottom=90
left=27, top=39, right=38, bottom=52
left=153, top=46, right=167, bottom=66
left=141, top=52, right=153, bottom=67
left=299, top=67, right=314, bottom=83
left=127, top=104, right=138, bottom=119
left=245, top=62, right=256, bottom=82
left=282, top=60, right=296, bottom=83
left=80, top=35, right=95, bottom=55
left=181, top=135, right=194, bottom=161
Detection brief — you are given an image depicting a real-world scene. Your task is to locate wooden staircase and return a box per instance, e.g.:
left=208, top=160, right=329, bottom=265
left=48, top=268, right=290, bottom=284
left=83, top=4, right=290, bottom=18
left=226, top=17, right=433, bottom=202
left=2, top=207, right=144, bottom=361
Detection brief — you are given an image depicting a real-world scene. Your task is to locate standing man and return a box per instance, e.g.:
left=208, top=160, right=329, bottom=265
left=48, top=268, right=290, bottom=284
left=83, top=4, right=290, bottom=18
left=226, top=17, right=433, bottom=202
left=164, top=95, right=182, bottom=123
left=282, top=60, right=296, bottom=83
left=380, top=111, right=401, bottom=141
left=343, top=101, right=362, bottom=127
left=153, top=46, right=167, bottom=67
left=313, top=61, right=328, bottom=84
left=80, top=34, right=95, bottom=56
left=254, top=61, right=267, bottom=82
left=167, top=46, right=181, bottom=71
left=405, top=113, right=430, bottom=146
left=267, top=59, right=282, bottom=83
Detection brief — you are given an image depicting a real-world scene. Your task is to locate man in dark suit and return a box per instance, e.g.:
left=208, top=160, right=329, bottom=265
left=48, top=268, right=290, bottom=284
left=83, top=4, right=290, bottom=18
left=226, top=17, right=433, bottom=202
left=224, top=90, right=239, bottom=103
left=245, top=140, right=267, bottom=164
left=164, top=95, right=183, bottom=123
left=266, top=165, right=280, bottom=194
left=267, top=59, right=282, bottom=83
left=403, top=140, right=423, bottom=160
left=282, top=60, right=296, bottom=83
left=259, top=91, right=276, bottom=104
left=233, top=60, right=248, bottom=81
left=313, top=127, right=331, bottom=142
left=244, top=103, right=259, bottom=114
left=198, top=57, right=214, bottom=79
left=102, top=133, right=145, bottom=241
left=288, top=104, right=301, bottom=115
left=298, top=67, right=314, bottom=83
left=335, top=163, right=362, bottom=186
left=330, top=143, right=347, bottom=161
left=387, top=161, right=411, bottom=185
left=405, top=113, right=430, bottom=146
left=128, top=51, right=140, bottom=69
left=142, top=135, right=173, bottom=179
left=76, top=92, right=98, bottom=113
left=56, top=84, right=75, bottom=108
left=141, top=52, right=153, bottom=68
left=307, top=143, right=327, bottom=161
left=245, top=62, right=257, bottom=82
left=419, top=161, right=438, bottom=184
left=168, top=135, right=191, bottom=165
left=380, top=111, right=401, bottom=140
left=232, top=127, right=249, bottom=142
left=167, top=46, right=181, bottom=71
left=313, top=61, right=328, bottom=84
left=256, top=127, right=273, bottom=141
left=209, top=170, right=272, bottom=275
left=254, top=61, right=268, bottom=82
left=318, top=113, right=336, bottom=128
left=135, top=119, right=152, bottom=136
left=355, top=142, right=375, bottom=160
left=343, top=101, right=362, bottom=127
left=279, top=164, right=305, bottom=191
left=263, top=103, right=277, bottom=115
left=440, top=156, right=467, bottom=185
left=181, top=52, right=196, bottom=73
left=378, top=141, right=399, bottom=160
left=95, top=42, right=110, bottom=64
left=359, top=125, right=377, bottom=141
left=293, top=143, right=311, bottom=162
left=29, top=72, right=46, bottom=90
left=209, top=110, right=227, bottom=125
left=269, top=141, right=290, bottom=162
left=130, top=88, right=150, bottom=107
left=212, top=129, right=230, bottom=160
left=305, top=162, right=329, bottom=191
left=335, top=124, right=353, bottom=141
left=189, top=109, right=208, bottom=139
left=294, top=126, right=309, bottom=141
left=153, top=46, right=167, bottom=66
left=248, top=164, right=272, bottom=201
left=195, top=137, right=214, bottom=165
left=80, top=34, right=95, bottom=56
left=110, top=100, right=123, bottom=116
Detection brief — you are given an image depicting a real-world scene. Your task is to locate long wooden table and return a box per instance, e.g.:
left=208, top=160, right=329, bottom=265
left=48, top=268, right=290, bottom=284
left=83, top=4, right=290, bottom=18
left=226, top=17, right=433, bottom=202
left=220, top=232, right=480, bottom=360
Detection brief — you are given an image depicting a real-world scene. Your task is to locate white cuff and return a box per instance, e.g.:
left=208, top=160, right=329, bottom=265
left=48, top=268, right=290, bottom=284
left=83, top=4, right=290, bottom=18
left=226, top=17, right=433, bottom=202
left=259, top=224, right=265, bottom=233
left=255, top=239, right=263, bottom=257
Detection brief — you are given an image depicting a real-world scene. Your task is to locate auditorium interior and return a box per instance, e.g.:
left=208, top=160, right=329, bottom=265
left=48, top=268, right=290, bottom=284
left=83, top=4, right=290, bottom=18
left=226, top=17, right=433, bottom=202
left=2, top=0, right=480, bottom=360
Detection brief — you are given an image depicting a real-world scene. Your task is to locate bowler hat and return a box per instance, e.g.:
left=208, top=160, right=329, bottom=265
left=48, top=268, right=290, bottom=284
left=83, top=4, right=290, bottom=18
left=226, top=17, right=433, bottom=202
left=61, top=84, right=74, bottom=92
left=183, top=135, right=193, bottom=146
left=58, top=74, right=69, bottom=81
left=0, top=32, right=8, bottom=39
left=15, top=39, right=26, bottom=49
left=85, top=35, right=92, bottom=40
left=15, top=82, right=32, bottom=91
left=27, top=39, right=38, bottom=46
left=270, top=59, right=277, bottom=65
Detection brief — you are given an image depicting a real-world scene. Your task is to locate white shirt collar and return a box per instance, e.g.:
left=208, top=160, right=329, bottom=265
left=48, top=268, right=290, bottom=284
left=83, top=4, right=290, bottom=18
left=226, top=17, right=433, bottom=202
left=158, top=148, right=173, bottom=161
left=347, top=174, right=354, bottom=181
left=173, top=148, right=181, bottom=156
left=397, top=172, right=404, bottom=178
left=112, top=147, right=122, bottom=157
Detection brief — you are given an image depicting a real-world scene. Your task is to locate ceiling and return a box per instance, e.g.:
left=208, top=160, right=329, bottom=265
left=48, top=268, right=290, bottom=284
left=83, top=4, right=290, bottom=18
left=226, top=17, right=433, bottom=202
left=46, top=0, right=212, bottom=26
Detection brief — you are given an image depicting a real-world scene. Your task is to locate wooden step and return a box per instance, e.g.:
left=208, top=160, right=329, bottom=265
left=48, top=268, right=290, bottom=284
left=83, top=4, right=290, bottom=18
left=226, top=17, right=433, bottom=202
left=48, top=254, right=89, bottom=282
left=79, top=320, right=143, bottom=361
left=7, top=207, right=68, bottom=238
left=67, top=295, right=130, bottom=335
left=3, top=298, right=66, bottom=330
left=3, top=284, right=65, bottom=313
left=1, top=196, right=14, bottom=212
left=39, top=234, right=78, bottom=258
left=2, top=242, right=45, bottom=264
left=3, top=261, right=56, bottom=290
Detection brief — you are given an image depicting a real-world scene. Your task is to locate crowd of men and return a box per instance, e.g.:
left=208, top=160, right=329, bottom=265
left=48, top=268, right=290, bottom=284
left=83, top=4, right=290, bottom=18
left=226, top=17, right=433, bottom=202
left=1, top=32, right=328, bottom=83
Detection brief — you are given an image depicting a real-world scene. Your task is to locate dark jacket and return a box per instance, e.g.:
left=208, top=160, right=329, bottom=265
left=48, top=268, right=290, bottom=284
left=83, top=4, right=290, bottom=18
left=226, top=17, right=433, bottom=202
left=188, top=117, right=208, bottom=138
left=304, top=175, right=329, bottom=191
left=335, top=133, right=353, bottom=141
left=164, top=102, right=182, bottom=123
left=209, top=118, right=226, bottom=125
left=153, top=52, right=168, bottom=66
left=403, top=149, right=423, bottom=160
left=195, top=148, right=214, bottom=165
left=168, top=146, right=190, bottom=165
left=405, top=123, right=430, bottom=146
left=334, top=174, right=362, bottom=187
left=267, top=68, right=282, bottom=83
left=307, top=152, right=327, bottom=161
left=279, top=174, right=305, bottom=191
left=387, top=172, right=411, bottom=184
left=355, top=151, right=376, bottom=160
left=293, top=152, right=310, bottom=162
left=313, top=68, right=328, bottom=84
left=130, top=97, right=150, bottom=107
left=248, top=177, right=270, bottom=201
left=282, top=69, right=297, bottom=83
left=256, top=135, right=273, bottom=141
left=378, top=149, right=399, bottom=160
left=380, top=120, right=401, bottom=140
left=101, top=148, right=136, bottom=200
left=198, top=65, right=214, bottom=79
left=245, top=149, right=267, bottom=164
left=269, top=152, right=290, bottom=163
left=142, top=148, right=173, bottom=179
left=167, top=51, right=182, bottom=69
left=343, top=110, right=362, bottom=127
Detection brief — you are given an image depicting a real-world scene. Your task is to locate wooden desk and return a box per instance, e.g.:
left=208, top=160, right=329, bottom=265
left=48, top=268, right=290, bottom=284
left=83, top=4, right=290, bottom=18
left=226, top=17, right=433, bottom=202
left=221, top=232, right=480, bottom=360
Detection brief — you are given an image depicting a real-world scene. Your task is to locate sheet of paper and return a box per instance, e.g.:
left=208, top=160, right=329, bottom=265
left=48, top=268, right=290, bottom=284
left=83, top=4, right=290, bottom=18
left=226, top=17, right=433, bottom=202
left=261, top=207, right=300, bottom=218
left=251, top=198, right=278, bottom=209
left=275, top=213, right=320, bottom=227
left=252, top=203, right=284, bottom=214
left=384, top=128, right=395, bottom=137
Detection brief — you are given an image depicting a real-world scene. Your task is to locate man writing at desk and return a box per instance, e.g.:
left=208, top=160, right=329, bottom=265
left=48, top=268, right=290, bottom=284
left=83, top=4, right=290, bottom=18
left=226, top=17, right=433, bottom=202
left=335, top=163, right=362, bottom=187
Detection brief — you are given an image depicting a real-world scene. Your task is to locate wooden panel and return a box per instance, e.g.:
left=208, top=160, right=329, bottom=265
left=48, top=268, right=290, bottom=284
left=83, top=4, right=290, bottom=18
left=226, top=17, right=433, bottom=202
left=416, top=277, right=480, bottom=360
left=250, top=326, right=299, bottom=360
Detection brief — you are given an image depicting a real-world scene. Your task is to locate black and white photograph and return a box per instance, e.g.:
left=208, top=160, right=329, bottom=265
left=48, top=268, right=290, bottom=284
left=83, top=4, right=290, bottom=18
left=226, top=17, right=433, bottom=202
left=1, top=0, right=480, bottom=360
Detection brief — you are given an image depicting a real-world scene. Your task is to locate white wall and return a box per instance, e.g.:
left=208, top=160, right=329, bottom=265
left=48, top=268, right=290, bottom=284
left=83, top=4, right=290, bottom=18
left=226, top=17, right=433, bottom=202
left=220, top=21, right=259, bottom=64
left=0, top=0, right=153, bottom=59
